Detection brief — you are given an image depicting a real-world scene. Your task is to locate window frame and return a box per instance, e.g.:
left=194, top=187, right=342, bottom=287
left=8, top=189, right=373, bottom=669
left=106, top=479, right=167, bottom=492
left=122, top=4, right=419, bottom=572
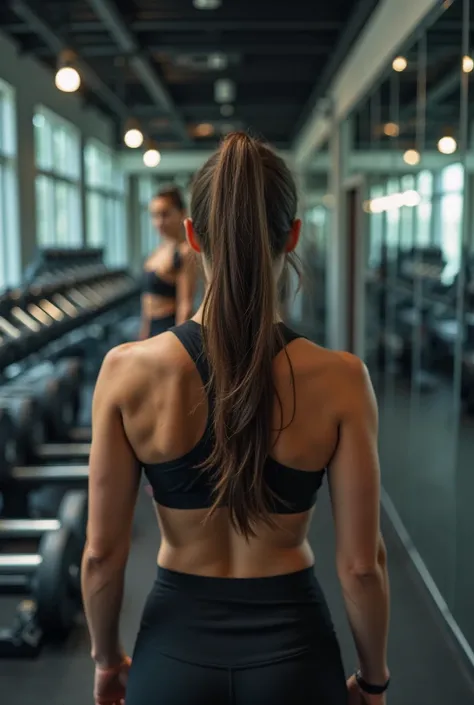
left=34, top=106, right=82, bottom=247
left=0, top=78, right=20, bottom=290
left=84, top=139, right=127, bottom=266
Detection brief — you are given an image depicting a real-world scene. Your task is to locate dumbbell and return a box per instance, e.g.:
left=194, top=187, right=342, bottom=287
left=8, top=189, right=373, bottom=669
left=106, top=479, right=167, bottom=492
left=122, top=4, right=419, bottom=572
left=0, top=490, right=87, bottom=595
left=0, top=396, right=46, bottom=466
left=0, top=409, right=88, bottom=513
left=3, top=372, right=82, bottom=454
left=0, top=524, right=81, bottom=648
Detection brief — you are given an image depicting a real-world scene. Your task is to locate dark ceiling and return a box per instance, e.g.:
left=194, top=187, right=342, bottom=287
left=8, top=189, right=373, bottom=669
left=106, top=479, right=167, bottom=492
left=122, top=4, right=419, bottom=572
left=354, top=0, right=469, bottom=151
left=1, top=0, right=380, bottom=149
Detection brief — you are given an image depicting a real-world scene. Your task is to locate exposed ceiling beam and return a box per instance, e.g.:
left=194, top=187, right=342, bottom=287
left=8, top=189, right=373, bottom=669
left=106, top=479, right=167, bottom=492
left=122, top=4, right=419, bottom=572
left=84, top=0, right=190, bottom=144
left=8, top=18, right=474, bottom=35
left=10, top=0, right=128, bottom=118
left=11, top=19, right=343, bottom=33
left=34, top=43, right=331, bottom=58
left=131, top=20, right=344, bottom=32
left=292, top=0, right=380, bottom=142
left=294, top=0, right=441, bottom=166
left=134, top=104, right=299, bottom=117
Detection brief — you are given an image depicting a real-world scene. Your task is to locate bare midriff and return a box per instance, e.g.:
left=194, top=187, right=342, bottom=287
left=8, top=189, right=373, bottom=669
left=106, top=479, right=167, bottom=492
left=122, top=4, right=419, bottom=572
left=154, top=505, right=316, bottom=578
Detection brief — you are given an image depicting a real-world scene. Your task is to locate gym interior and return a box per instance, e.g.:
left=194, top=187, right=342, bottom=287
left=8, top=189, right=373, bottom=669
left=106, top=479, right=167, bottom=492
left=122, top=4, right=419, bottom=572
left=1, top=0, right=474, bottom=703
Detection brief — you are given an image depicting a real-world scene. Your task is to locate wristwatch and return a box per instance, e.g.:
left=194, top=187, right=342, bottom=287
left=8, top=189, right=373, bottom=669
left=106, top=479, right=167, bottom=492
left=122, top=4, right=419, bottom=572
left=355, top=670, right=390, bottom=695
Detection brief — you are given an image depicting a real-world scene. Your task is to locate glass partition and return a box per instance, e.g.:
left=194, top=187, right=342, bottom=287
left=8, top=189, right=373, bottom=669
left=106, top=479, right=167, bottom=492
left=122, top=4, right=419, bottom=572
left=355, top=0, right=473, bottom=646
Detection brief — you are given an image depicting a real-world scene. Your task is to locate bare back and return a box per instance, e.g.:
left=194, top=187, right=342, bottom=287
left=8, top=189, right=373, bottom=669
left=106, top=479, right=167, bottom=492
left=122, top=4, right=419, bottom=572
left=109, top=323, right=362, bottom=579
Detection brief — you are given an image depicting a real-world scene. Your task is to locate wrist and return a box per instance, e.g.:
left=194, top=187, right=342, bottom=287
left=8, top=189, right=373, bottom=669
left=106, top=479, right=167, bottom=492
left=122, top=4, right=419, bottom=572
left=356, top=668, right=390, bottom=695
left=92, top=649, right=126, bottom=671
left=358, top=665, right=390, bottom=685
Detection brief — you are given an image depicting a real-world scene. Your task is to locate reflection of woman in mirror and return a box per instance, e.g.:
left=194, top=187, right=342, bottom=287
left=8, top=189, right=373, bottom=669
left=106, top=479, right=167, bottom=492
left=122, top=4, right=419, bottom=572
left=140, top=186, right=197, bottom=339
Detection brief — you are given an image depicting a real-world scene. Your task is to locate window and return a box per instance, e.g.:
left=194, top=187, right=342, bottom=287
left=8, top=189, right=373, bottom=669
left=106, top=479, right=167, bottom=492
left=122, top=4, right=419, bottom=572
left=84, top=140, right=127, bottom=266
left=0, top=79, right=20, bottom=289
left=34, top=107, right=82, bottom=246
left=139, top=177, right=158, bottom=257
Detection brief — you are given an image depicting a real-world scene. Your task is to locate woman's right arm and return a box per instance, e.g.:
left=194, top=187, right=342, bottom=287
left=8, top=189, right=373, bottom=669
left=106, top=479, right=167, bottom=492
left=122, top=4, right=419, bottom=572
left=328, top=354, right=390, bottom=698
left=139, top=299, right=150, bottom=340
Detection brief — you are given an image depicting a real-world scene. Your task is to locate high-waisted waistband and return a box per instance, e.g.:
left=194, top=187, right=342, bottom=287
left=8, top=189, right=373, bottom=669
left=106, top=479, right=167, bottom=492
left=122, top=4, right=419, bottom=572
left=155, top=565, right=325, bottom=600
left=134, top=566, right=339, bottom=668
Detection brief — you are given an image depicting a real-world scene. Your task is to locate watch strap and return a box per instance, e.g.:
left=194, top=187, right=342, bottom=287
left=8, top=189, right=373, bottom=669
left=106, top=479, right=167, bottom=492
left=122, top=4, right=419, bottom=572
left=355, top=670, right=390, bottom=695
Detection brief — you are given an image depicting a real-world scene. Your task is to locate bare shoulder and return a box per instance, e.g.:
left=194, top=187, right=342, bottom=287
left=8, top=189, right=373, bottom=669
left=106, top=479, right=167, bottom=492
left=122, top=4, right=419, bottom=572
left=97, top=332, right=194, bottom=405
left=277, top=338, right=374, bottom=408
left=144, top=246, right=162, bottom=269
left=177, top=241, right=195, bottom=266
left=277, top=337, right=365, bottom=377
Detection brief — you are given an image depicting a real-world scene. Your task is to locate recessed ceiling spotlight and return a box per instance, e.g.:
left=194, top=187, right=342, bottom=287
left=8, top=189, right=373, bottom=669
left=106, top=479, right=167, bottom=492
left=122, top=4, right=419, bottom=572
left=194, top=123, right=215, bottom=138
left=208, top=53, right=228, bottom=70
left=392, top=56, right=408, bottom=72
left=214, top=78, right=236, bottom=103
left=193, top=0, right=222, bottom=9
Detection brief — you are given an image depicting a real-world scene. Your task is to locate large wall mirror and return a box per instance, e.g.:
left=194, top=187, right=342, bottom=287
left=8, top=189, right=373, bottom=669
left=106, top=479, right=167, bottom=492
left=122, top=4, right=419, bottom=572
left=353, top=0, right=474, bottom=651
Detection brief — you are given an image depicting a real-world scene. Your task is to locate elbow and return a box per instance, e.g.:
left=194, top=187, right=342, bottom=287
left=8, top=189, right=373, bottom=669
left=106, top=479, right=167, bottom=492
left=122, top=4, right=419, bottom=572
left=337, top=539, right=387, bottom=583
left=337, top=561, right=380, bottom=583
left=82, top=540, right=129, bottom=570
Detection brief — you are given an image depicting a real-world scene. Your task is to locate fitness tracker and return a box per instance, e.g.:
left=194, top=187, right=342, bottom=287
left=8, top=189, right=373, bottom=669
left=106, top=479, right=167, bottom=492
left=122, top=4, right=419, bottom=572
left=355, top=670, right=390, bottom=695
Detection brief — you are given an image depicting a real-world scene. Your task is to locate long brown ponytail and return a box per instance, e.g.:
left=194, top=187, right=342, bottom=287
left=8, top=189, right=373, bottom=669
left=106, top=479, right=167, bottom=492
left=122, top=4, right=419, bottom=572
left=191, top=133, right=298, bottom=537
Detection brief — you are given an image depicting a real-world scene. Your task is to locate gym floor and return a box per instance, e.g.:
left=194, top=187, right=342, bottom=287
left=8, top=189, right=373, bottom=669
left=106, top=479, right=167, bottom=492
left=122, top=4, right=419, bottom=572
left=1, top=483, right=473, bottom=705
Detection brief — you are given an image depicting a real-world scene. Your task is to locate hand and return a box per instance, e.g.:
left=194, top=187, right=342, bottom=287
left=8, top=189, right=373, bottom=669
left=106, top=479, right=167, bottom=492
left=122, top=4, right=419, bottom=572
left=347, top=675, right=386, bottom=705
left=94, top=655, right=131, bottom=705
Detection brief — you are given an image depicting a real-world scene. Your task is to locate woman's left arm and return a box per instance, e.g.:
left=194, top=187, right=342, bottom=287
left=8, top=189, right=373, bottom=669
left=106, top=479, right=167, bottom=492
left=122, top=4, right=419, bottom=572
left=81, top=347, right=141, bottom=668
left=176, top=245, right=198, bottom=324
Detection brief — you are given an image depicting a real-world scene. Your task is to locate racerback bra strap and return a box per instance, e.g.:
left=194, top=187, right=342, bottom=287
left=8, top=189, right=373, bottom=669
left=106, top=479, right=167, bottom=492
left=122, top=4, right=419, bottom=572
left=173, top=247, right=182, bottom=271
left=170, top=320, right=211, bottom=390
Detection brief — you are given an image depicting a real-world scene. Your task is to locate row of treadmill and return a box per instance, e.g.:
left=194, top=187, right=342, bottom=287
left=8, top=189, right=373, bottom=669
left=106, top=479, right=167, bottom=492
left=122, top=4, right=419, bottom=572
left=366, top=245, right=474, bottom=403
left=0, top=247, right=141, bottom=658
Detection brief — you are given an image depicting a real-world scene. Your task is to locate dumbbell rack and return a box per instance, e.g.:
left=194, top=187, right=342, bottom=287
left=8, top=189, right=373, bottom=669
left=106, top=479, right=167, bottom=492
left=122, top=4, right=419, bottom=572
left=0, top=256, right=140, bottom=379
left=0, top=248, right=141, bottom=657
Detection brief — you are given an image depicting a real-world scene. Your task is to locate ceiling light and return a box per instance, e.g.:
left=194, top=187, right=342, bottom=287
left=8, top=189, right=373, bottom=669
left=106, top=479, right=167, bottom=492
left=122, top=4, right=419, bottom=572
left=392, top=56, right=408, bottom=72
left=55, top=66, right=81, bottom=93
left=208, top=53, right=228, bottom=70
left=55, top=49, right=81, bottom=93
left=193, top=0, right=222, bottom=9
left=214, top=78, right=236, bottom=104
left=463, top=55, right=474, bottom=73
left=438, top=136, right=457, bottom=154
left=383, top=122, right=400, bottom=137
left=220, top=104, right=234, bottom=117
left=124, top=119, right=144, bottom=148
left=124, top=129, right=144, bottom=149
left=322, top=194, right=335, bottom=209
left=143, top=148, right=161, bottom=168
left=403, top=149, right=421, bottom=166
left=194, top=123, right=215, bottom=138
left=368, top=190, right=421, bottom=213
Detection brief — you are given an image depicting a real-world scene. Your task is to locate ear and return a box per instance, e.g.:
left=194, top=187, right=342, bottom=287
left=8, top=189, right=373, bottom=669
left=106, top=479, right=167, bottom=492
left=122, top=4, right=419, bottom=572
left=184, top=218, right=201, bottom=253
left=285, top=219, right=302, bottom=253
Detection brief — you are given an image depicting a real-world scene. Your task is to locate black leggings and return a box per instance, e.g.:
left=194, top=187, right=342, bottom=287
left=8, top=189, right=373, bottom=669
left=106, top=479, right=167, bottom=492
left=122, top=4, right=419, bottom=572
left=125, top=567, right=348, bottom=705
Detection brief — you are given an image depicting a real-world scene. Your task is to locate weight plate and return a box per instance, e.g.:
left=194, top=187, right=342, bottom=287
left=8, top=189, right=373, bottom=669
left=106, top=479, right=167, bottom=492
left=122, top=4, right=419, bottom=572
left=58, top=490, right=87, bottom=550
left=28, top=486, right=67, bottom=519
left=0, top=409, right=17, bottom=482
left=34, top=526, right=78, bottom=637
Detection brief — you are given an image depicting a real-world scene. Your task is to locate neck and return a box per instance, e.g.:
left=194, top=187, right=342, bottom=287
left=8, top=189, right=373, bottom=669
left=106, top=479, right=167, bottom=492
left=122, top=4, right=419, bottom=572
left=192, top=303, right=283, bottom=326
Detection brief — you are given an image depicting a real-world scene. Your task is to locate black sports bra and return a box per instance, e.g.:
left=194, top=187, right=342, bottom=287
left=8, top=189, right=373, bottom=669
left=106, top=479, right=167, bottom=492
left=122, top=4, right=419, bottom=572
left=142, top=248, right=182, bottom=298
left=142, top=320, right=326, bottom=514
